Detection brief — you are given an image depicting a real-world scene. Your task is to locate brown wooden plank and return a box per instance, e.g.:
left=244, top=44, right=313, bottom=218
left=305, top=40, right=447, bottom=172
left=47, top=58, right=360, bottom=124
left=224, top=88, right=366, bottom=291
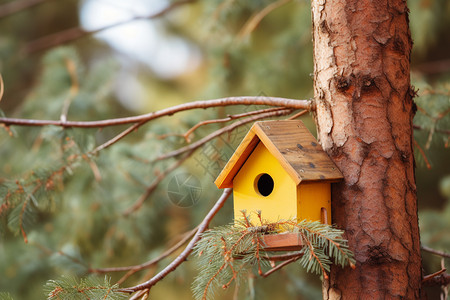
left=254, top=120, right=343, bottom=182
left=215, top=120, right=343, bottom=189
left=214, top=131, right=260, bottom=188
left=252, top=123, right=302, bottom=185
left=261, top=233, right=304, bottom=251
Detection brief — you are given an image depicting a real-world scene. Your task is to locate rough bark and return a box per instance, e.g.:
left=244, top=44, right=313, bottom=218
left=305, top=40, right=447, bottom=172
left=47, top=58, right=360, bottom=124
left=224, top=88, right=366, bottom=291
left=311, top=0, right=422, bottom=299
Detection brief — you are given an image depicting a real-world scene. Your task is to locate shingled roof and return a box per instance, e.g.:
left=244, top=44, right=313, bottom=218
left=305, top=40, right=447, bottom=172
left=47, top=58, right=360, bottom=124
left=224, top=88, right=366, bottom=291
left=215, top=120, right=343, bottom=189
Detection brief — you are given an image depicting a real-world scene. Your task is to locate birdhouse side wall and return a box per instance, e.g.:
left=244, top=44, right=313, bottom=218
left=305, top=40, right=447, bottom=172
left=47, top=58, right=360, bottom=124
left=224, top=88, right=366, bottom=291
left=233, top=142, right=297, bottom=225
left=296, top=182, right=331, bottom=224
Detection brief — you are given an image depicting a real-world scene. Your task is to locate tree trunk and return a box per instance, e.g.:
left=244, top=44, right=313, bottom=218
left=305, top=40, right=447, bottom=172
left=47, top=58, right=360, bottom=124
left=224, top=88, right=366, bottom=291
left=311, top=0, right=422, bottom=298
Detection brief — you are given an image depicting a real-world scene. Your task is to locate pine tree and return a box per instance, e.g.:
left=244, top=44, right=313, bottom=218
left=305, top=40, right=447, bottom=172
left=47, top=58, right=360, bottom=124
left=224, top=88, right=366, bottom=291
left=0, top=0, right=449, bottom=299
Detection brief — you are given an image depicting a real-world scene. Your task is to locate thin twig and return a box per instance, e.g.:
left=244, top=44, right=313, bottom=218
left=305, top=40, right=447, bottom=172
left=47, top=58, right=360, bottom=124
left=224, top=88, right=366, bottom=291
left=413, top=139, right=432, bottom=169
left=32, top=241, right=91, bottom=270
left=91, top=123, right=141, bottom=154
left=260, top=256, right=300, bottom=278
left=422, top=245, right=450, bottom=259
left=212, top=0, right=236, bottom=20
left=0, top=96, right=314, bottom=128
left=287, top=109, right=308, bottom=120
left=160, top=107, right=286, bottom=142
left=414, top=59, right=450, bottom=75
left=238, top=0, right=292, bottom=40
left=119, top=188, right=233, bottom=294
left=423, top=269, right=447, bottom=283
left=0, top=0, right=51, bottom=19
left=24, top=0, right=197, bottom=54
left=0, top=73, right=4, bottom=103
left=422, top=273, right=450, bottom=287
left=129, top=289, right=149, bottom=300
left=156, top=108, right=293, bottom=161
left=92, top=226, right=198, bottom=275
left=60, top=58, right=79, bottom=122
left=413, top=124, right=450, bottom=135
left=122, top=150, right=195, bottom=216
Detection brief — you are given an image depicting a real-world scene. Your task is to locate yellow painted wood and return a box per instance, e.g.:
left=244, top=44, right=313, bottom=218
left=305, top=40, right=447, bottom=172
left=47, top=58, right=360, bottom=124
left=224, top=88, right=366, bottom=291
left=297, top=182, right=331, bottom=224
left=215, top=120, right=343, bottom=189
left=233, top=142, right=297, bottom=224
left=215, top=132, right=259, bottom=188
left=216, top=120, right=341, bottom=227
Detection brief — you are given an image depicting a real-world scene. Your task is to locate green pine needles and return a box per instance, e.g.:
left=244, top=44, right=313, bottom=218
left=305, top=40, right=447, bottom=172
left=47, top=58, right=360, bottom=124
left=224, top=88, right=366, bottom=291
left=0, top=292, right=14, bottom=300
left=192, top=211, right=355, bottom=300
left=44, top=275, right=128, bottom=300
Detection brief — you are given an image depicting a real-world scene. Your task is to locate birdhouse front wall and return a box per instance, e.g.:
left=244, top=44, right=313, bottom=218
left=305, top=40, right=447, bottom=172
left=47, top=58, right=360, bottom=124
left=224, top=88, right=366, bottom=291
left=297, top=182, right=331, bottom=224
left=232, top=142, right=297, bottom=225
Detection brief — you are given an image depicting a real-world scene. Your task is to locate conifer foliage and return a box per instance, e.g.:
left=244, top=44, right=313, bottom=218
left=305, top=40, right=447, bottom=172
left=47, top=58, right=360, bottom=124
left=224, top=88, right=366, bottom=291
left=192, top=212, right=355, bottom=300
left=44, top=276, right=127, bottom=300
left=0, top=0, right=449, bottom=299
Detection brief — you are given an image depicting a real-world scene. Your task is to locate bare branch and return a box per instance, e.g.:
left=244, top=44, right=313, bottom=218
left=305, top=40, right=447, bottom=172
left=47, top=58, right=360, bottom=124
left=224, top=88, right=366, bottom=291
left=238, top=0, right=292, bottom=40
left=423, top=268, right=447, bottom=283
left=0, top=0, right=51, bottom=19
left=413, top=140, right=432, bottom=170
left=414, top=124, right=450, bottom=135
left=60, top=58, right=79, bottom=122
left=119, top=188, right=233, bottom=294
left=160, top=107, right=286, bottom=143
left=0, top=96, right=313, bottom=128
left=287, top=109, right=308, bottom=120
left=24, top=0, right=197, bottom=54
left=422, top=272, right=450, bottom=287
left=156, top=108, right=293, bottom=160
left=414, top=58, right=450, bottom=75
left=129, top=289, right=149, bottom=300
left=260, top=256, right=301, bottom=278
left=91, top=123, right=142, bottom=154
left=32, top=241, right=91, bottom=270
left=422, top=245, right=450, bottom=259
left=122, top=150, right=195, bottom=216
left=0, top=73, right=4, bottom=103
left=91, top=226, right=197, bottom=274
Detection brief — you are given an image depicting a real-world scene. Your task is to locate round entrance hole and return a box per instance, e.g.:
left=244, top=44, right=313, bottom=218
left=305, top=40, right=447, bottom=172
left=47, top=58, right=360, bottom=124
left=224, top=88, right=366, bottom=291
left=255, top=173, right=274, bottom=197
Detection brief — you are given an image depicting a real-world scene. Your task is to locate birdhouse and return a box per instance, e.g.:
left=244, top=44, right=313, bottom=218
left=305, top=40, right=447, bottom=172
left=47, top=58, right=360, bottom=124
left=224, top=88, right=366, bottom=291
left=215, top=120, right=343, bottom=225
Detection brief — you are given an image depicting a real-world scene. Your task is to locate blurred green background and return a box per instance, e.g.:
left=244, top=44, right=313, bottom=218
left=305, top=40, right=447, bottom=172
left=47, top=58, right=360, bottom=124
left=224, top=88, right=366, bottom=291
left=0, top=0, right=449, bottom=299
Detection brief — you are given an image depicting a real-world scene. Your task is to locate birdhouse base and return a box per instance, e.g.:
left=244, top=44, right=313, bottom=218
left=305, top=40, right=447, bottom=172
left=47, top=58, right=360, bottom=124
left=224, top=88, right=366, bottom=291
left=260, top=232, right=303, bottom=251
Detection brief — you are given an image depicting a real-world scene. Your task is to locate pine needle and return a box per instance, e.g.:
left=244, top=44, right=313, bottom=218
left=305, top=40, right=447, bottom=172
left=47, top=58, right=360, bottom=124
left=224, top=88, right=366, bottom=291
left=192, top=213, right=355, bottom=300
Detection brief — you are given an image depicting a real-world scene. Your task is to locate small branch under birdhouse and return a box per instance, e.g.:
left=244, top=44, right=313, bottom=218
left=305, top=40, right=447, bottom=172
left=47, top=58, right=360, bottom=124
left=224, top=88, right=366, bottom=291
left=191, top=214, right=355, bottom=300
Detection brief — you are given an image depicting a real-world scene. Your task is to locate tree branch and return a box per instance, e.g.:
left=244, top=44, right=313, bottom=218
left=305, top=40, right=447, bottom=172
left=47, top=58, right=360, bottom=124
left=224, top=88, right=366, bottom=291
left=0, top=0, right=51, bottom=19
left=413, top=124, right=450, bottom=135
left=238, top=0, right=292, bottom=40
left=155, top=108, right=293, bottom=161
left=422, top=272, right=450, bottom=287
left=60, top=58, right=79, bottom=122
left=23, top=0, right=197, bottom=54
left=122, top=150, right=195, bottom=216
left=259, top=256, right=301, bottom=278
left=160, top=107, right=286, bottom=143
left=287, top=109, right=308, bottom=120
left=119, top=188, right=233, bottom=294
left=421, top=245, right=450, bottom=259
left=413, top=140, right=432, bottom=169
left=0, top=96, right=313, bottom=128
left=91, top=123, right=142, bottom=154
left=91, top=226, right=198, bottom=274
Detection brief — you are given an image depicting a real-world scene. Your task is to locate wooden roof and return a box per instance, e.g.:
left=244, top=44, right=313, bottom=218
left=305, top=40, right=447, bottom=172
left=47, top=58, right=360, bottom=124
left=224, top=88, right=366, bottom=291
left=215, top=120, right=343, bottom=189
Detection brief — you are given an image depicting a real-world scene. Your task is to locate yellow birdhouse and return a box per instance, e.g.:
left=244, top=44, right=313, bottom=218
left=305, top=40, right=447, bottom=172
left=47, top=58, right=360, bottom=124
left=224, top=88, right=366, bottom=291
left=215, top=120, right=343, bottom=225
